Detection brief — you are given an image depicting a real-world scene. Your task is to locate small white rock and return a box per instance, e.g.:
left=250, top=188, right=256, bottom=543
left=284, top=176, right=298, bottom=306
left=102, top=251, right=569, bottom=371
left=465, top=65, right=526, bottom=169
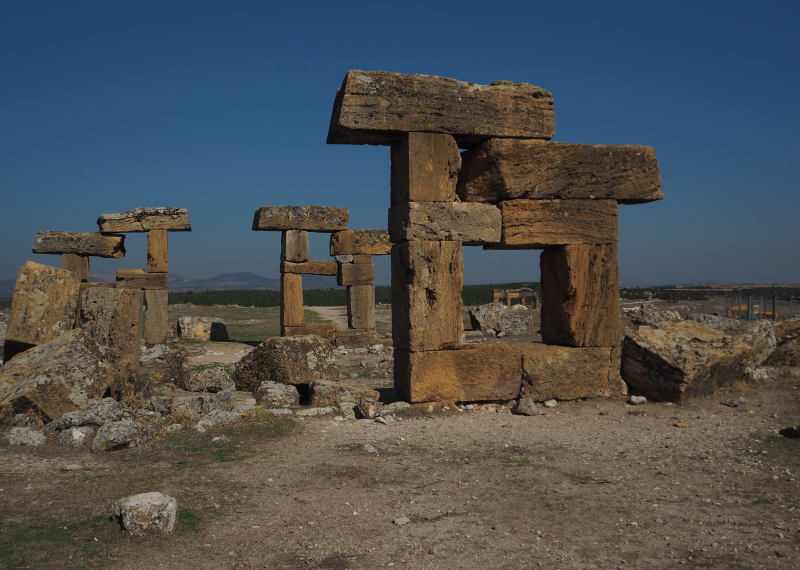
left=543, top=399, right=558, bottom=408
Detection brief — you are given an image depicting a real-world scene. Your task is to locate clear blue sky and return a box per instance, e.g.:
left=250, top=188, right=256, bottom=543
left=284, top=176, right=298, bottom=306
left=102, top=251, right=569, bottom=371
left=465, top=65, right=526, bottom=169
left=2, top=0, right=798, bottom=286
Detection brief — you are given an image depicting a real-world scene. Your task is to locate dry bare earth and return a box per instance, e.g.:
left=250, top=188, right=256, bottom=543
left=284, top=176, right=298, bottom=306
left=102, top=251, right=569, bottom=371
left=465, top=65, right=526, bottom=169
left=2, top=377, right=800, bottom=570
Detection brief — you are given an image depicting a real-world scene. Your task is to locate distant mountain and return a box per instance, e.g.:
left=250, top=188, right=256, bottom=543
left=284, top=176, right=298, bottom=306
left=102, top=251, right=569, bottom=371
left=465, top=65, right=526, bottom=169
left=168, top=272, right=339, bottom=292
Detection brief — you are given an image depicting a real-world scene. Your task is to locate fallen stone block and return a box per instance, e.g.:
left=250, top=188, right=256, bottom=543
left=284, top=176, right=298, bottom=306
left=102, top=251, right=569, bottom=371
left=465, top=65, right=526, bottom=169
left=330, top=230, right=392, bottom=256
left=388, top=202, right=501, bottom=244
left=112, top=492, right=177, bottom=536
left=327, top=70, right=555, bottom=147
left=394, top=344, right=522, bottom=403
left=4, top=427, right=46, bottom=446
left=56, top=426, right=96, bottom=447
left=33, top=231, right=126, bottom=258
left=282, top=322, right=336, bottom=341
left=253, top=381, right=300, bottom=407
left=281, top=230, right=310, bottom=262
left=46, top=410, right=104, bottom=431
left=281, top=260, right=338, bottom=276
left=98, top=207, right=191, bottom=233
left=511, top=398, right=539, bottom=416
left=356, top=397, right=382, bottom=419
left=86, top=397, right=133, bottom=424
left=252, top=206, right=348, bottom=232
left=518, top=344, right=624, bottom=401
left=684, top=313, right=739, bottom=330
left=468, top=302, right=534, bottom=336
left=115, top=269, right=168, bottom=289
left=337, top=262, right=374, bottom=286
left=627, top=302, right=682, bottom=328
left=195, top=410, right=242, bottom=431
left=4, top=261, right=81, bottom=362
left=457, top=139, right=662, bottom=204
left=335, top=329, right=382, bottom=348
left=146, top=230, right=168, bottom=273
left=92, top=420, right=154, bottom=452
left=232, top=335, right=338, bottom=391
left=177, top=316, right=229, bottom=341
left=308, top=380, right=380, bottom=407
left=185, top=367, right=235, bottom=393
left=621, top=320, right=776, bottom=402
left=390, top=132, right=461, bottom=204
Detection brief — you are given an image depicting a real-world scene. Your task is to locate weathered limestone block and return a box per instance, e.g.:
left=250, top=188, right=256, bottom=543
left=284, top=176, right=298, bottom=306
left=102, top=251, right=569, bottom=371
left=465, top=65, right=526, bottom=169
left=540, top=244, right=620, bottom=347
left=330, top=230, right=392, bottom=256
left=232, top=335, right=338, bottom=391
left=468, top=303, right=534, bottom=336
left=280, top=273, right=304, bottom=327
left=457, top=139, right=663, bottom=204
left=348, top=285, right=375, bottom=330
left=5, top=427, right=47, bottom=446
left=621, top=320, right=777, bottom=402
left=281, top=260, right=338, bottom=276
left=146, top=230, right=168, bottom=273
left=282, top=322, right=336, bottom=342
left=489, top=200, right=618, bottom=249
left=112, top=492, right=177, bottom=536
left=518, top=344, right=624, bottom=401
left=388, top=202, right=501, bottom=244
left=390, top=132, right=461, bottom=204
left=176, top=317, right=229, bottom=341
left=252, top=206, right=348, bottom=232
left=98, top=208, right=191, bottom=233
left=337, top=262, right=374, bottom=286
left=62, top=254, right=90, bottom=282
left=394, top=344, right=522, bottom=403
left=391, top=241, right=463, bottom=352
left=185, top=367, right=235, bottom=393
left=309, top=380, right=380, bottom=407
left=143, top=289, right=169, bottom=344
left=33, top=231, right=126, bottom=258
left=352, top=254, right=372, bottom=264
left=281, top=230, right=310, bottom=262
left=253, top=381, right=300, bottom=407
left=327, top=71, right=555, bottom=147
left=4, top=261, right=81, bottom=362
left=335, top=329, right=382, bottom=348
left=115, top=269, right=168, bottom=289
left=93, top=420, right=154, bottom=452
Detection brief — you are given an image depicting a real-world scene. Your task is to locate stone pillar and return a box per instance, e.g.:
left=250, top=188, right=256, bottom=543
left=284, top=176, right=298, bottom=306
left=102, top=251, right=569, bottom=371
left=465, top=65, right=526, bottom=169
left=62, top=254, right=90, bottom=282
left=143, top=289, right=169, bottom=344
left=280, top=273, right=304, bottom=328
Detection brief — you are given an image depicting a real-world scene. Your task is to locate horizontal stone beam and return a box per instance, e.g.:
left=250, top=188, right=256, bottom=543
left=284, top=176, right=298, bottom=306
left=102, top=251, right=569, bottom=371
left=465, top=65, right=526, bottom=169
left=33, top=231, right=126, bottom=258
left=388, top=202, right=501, bottom=245
left=330, top=230, right=391, bottom=256
left=327, top=71, right=555, bottom=148
left=280, top=260, right=338, bottom=276
left=98, top=208, right=191, bottom=233
left=458, top=139, right=662, bottom=204
left=253, top=206, right=348, bottom=232
left=115, top=269, right=168, bottom=289
left=486, top=200, right=618, bottom=249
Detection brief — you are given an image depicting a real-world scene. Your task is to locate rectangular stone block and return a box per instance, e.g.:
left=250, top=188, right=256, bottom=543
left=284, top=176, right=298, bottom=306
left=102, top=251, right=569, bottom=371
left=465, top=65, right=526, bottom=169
left=115, top=269, right=169, bottom=290
left=347, top=285, right=375, bottom=330
left=4, top=262, right=81, bottom=362
left=488, top=199, right=618, bottom=249
left=518, top=344, right=624, bottom=401
left=252, top=206, right=348, bottom=232
left=391, top=132, right=461, bottom=204
left=147, top=230, right=168, bottom=273
left=330, top=230, right=391, bottom=255
left=280, top=273, right=304, bottom=327
left=98, top=207, right=191, bottom=232
left=62, top=254, right=90, bottom=282
left=337, top=263, right=374, bottom=286
left=391, top=241, right=463, bottom=352
left=388, top=202, right=501, bottom=245
left=334, top=254, right=353, bottom=263
left=394, top=344, right=522, bottom=403
left=458, top=139, right=663, bottom=204
left=335, top=329, right=382, bottom=348
left=143, top=289, right=169, bottom=344
left=282, top=323, right=336, bottom=342
left=281, top=260, right=338, bottom=276
left=327, top=70, right=555, bottom=147
left=352, top=255, right=372, bottom=264
left=281, top=230, right=309, bottom=262
left=540, top=244, right=621, bottom=347
left=33, top=231, right=126, bottom=258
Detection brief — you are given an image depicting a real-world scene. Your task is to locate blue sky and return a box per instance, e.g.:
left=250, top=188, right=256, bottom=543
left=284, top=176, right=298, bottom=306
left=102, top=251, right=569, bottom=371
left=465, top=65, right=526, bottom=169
left=1, top=0, right=798, bottom=286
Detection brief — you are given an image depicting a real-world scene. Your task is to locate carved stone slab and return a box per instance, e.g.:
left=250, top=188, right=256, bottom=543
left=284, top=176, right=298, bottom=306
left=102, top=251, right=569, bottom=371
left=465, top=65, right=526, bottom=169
left=98, top=208, right=191, bottom=233
left=33, top=231, right=125, bottom=258
left=253, top=206, right=348, bottom=232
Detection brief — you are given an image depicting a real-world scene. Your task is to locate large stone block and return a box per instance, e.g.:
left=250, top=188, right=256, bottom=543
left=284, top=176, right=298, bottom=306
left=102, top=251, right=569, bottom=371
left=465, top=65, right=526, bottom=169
left=280, top=273, right=304, bottom=327
left=489, top=200, right=618, bottom=249
left=458, top=139, right=663, bottom=204
left=252, top=206, right=348, bottom=232
left=232, top=335, right=338, bottom=391
left=177, top=317, right=229, bottom=341
left=540, top=244, right=620, bottom=347
left=391, top=241, right=463, bottom=352
left=98, top=207, right=191, bottom=232
left=281, top=230, right=309, bottom=262
left=337, top=262, right=374, bottom=286
left=143, top=289, right=169, bottom=344
left=33, top=231, right=126, bottom=258
left=281, top=260, right=338, bottom=276
left=388, top=202, right=501, bottom=244
left=518, top=344, right=624, bottom=401
left=147, top=230, right=168, bottom=273
left=115, top=269, right=168, bottom=289
left=282, top=322, right=336, bottom=342
left=351, top=254, right=372, bottom=264
left=308, top=380, right=380, bottom=407
left=112, top=492, right=177, bottom=537
left=394, top=344, right=522, bottom=403
left=390, top=132, right=461, bottom=204
left=327, top=71, right=555, bottom=147
left=4, top=262, right=81, bottom=362
left=330, top=230, right=392, bottom=256
left=347, top=285, right=375, bottom=330
left=621, top=320, right=777, bottom=402
left=335, top=329, right=382, bottom=348
left=62, top=254, right=90, bottom=282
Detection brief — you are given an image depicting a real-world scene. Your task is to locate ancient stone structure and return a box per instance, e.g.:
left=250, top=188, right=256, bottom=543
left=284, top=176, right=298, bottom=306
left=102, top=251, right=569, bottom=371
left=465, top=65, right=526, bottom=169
left=327, top=70, right=662, bottom=403
left=492, top=289, right=538, bottom=308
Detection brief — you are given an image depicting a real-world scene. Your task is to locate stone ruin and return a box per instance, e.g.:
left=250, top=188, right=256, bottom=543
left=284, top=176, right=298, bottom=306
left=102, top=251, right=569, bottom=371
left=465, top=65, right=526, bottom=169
left=493, top=289, right=538, bottom=309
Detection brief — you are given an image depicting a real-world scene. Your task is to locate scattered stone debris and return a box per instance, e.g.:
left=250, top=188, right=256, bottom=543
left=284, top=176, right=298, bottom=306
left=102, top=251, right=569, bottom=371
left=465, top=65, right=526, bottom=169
left=363, top=444, right=378, bottom=454
left=720, top=396, right=747, bottom=408
left=356, top=397, right=382, bottom=419
left=4, top=426, right=46, bottom=446
left=627, top=302, right=681, bottom=328
left=543, top=399, right=558, bottom=408
left=253, top=381, right=300, bottom=408
left=140, top=343, right=169, bottom=364
left=112, top=492, right=177, bottom=537
left=195, top=410, right=242, bottom=432
left=393, top=516, right=410, bottom=526
left=308, top=380, right=379, bottom=407
left=629, top=395, right=648, bottom=405
left=511, top=398, right=539, bottom=416
left=684, top=313, right=739, bottom=330
left=92, top=421, right=154, bottom=452
left=468, top=302, right=533, bottom=336
left=184, top=367, right=235, bottom=393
